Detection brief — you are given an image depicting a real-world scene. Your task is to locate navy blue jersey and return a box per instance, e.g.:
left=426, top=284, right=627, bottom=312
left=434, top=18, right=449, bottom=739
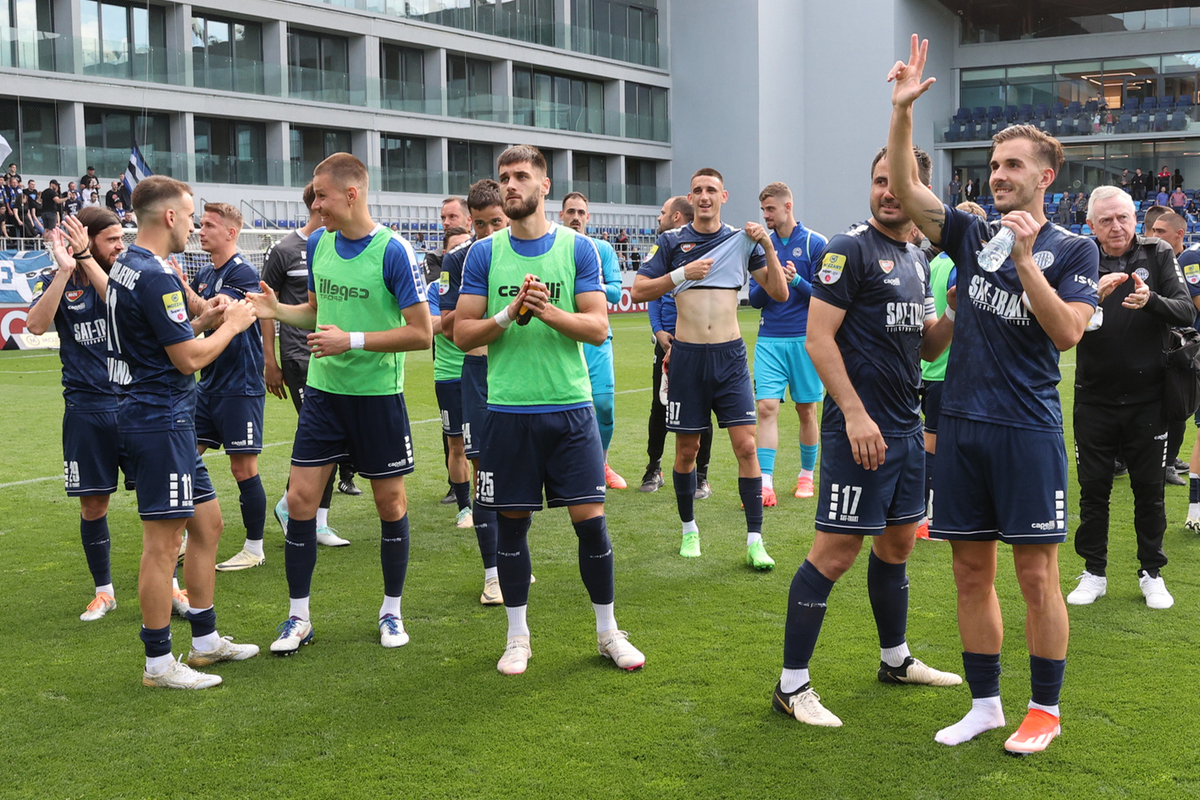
left=750, top=223, right=827, bottom=338
left=105, top=245, right=198, bottom=432
left=939, top=207, right=1099, bottom=432
left=190, top=254, right=264, bottom=397
left=812, top=222, right=933, bottom=437
left=305, top=225, right=427, bottom=309
left=638, top=223, right=767, bottom=294
left=460, top=225, right=602, bottom=298
left=1179, top=243, right=1200, bottom=327
left=440, top=235, right=474, bottom=312
left=29, top=272, right=116, bottom=411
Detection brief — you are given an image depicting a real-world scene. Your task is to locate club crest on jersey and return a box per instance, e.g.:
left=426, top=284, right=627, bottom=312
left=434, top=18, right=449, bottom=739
left=65, top=290, right=84, bottom=302
left=818, top=253, right=846, bottom=284
left=162, top=291, right=187, bottom=323
left=1184, top=262, right=1200, bottom=285
left=197, top=283, right=209, bottom=292
left=1032, top=251, right=1055, bottom=271
left=792, top=247, right=804, bottom=258
left=681, top=243, right=696, bottom=253
left=879, top=260, right=894, bottom=274
left=1134, top=267, right=1150, bottom=281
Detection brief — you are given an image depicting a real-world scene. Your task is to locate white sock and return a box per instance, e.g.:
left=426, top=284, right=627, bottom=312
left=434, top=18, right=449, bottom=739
left=603, top=448, right=609, bottom=463
left=289, top=596, right=310, bottom=620
left=780, top=667, right=810, bottom=693
left=280, top=493, right=289, bottom=513
left=193, top=630, right=220, bottom=651
left=762, top=473, right=774, bottom=490
left=506, top=604, right=530, bottom=638
left=171, top=577, right=181, bottom=591
left=881, top=642, right=911, bottom=668
left=243, top=538, right=264, bottom=558
left=1029, top=700, right=1060, bottom=718
left=682, top=519, right=699, bottom=535
left=593, top=602, right=617, bottom=634
left=145, top=653, right=174, bottom=675
left=934, top=696, right=1006, bottom=746
left=800, top=468, right=814, bottom=479
left=316, top=507, right=330, bottom=528
left=96, top=583, right=114, bottom=596
left=747, top=531, right=763, bottom=546
left=379, top=595, right=402, bottom=619
left=484, top=566, right=498, bottom=581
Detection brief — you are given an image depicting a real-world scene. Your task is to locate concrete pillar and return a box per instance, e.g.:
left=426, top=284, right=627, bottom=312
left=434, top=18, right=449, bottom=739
left=426, top=48, right=447, bottom=116
left=351, top=33, right=378, bottom=108
left=263, top=20, right=288, bottom=98
left=427, top=138, right=448, bottom=196
left=606, top=78, right=623, bottom=138
left=51, top=0, right=80, bottom=75
left=57, top=102, right=86, bottom=178
left=266, top=121, right=289, bottom=187
left=493, top=58, right=512, bottom=123
left=165, top=3, right=193, bottom=87
left=607, top=153, right=625, bottom=204
left=170, top=112, right=195, bottom=182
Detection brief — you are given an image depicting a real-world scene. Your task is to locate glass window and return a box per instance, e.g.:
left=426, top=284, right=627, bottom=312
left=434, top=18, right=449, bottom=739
left=447, top=139, right=495, bottom=194
left=381, top=134, right=428, bottom=193
left=194, top=116, right=266, bottom=184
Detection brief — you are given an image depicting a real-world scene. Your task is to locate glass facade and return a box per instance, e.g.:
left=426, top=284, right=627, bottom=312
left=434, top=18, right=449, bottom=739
left=0, top=0, right=57, bottom=71
left=447, top=53, right=503, bottom=121
left=290, top=125, right=352, bottom=186
left=80, top=0, right=169, bottom=82
left=625, top=157, right=658, bottom=206
left=513, top=64, right=607, bottom=134
left=573, top=152, right=608, bottom=203
left=288, top=29, right=350, bottom=104
left=0, top=97, right=58, bottom=173
left=194, top=117, right=267, bottom=185
left=570, top=0, right=660, bottom=67
left=448, top=139, right=496, bottom=195
left=624, top=81, right=668, bottom=141
left=380, top=43, right=426, bottom=112
left=192, top=14, right=264, bottom=95
left=380, top=134, right=430, bottom=193
left=84, top=107, right=175, bottom=176
left=963, top=4, right=1200, bottom=44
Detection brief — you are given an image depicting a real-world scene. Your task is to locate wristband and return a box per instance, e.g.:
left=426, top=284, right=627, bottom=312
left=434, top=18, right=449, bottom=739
left=789, top=273, right=803, bottom=288
left=74, top=251, right=92, bottom=261
left=944, top=306, right=956, bottom=322
left=670, top=266, right=686, bottom=286
left=349, top=331, right=365, bottom=350
left=493, top=306, right=514, bottom=329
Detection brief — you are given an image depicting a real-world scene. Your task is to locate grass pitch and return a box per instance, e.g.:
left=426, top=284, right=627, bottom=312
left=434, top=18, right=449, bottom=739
left=2, top=309, right=1199, bottom=799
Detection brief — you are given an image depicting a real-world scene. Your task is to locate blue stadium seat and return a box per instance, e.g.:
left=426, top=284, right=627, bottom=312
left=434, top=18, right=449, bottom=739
left=1004, top=105, right=1018, bottom=121
left=1171, top=111, right=1188, bottom=131
left=954, top=106, right=971, bottom=122
left=1067, top=101, right=1082, bottom=115
left=1017, top=104, right=1033, bottom=123
left=1142, top=96, right=1157, bottom=110
left=1070, top=224, right=1082, bottom=234
left=1082, top=224, right=1092, bottom=235
left=1154, top=111, right=1168, bottom=132
left=1123, top=98, right=1138, bottom=111
left=1136, top=223, right=1144, bottom=234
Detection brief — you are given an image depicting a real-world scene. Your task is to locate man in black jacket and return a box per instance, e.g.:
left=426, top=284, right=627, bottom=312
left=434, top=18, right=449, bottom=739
left=1068, top=186, right=1194, bottom=610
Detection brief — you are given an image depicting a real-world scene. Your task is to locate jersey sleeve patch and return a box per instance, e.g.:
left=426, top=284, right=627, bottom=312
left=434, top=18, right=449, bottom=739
left=1184, top=261, right=1200, bottom=286
left=817, top=252, right=846, bottom=285
left=162, top=291, right=187, bottom=323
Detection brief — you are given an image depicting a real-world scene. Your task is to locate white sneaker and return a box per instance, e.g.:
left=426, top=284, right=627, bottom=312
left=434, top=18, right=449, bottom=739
left=1066, top=571, right=1107, bottom=605
left=171, top=588, right=191, bottom=617
left=317, top=525, right=349, bottom=547
left=773, top=682, right=843, bottom=727
left=455, top=507, right=474, bottom=529
left=597, top=629, right=645, bottom=670
left=80, top=592, right=116, bottom=621
left=215, top=548, right=265, bottom=572
left=274, top=497, right=289, bottom=534
left=143, top=655, right=222, bottom=689
left=379, top=613, right=409, bottom=647
left=1139, top=573, right=1175, bottom=609
left=480, top=577, right=503, bottom=605
left=270, top=616, right=313, bottom=655
left=187, top=636, right=261, bottom=667
left=1186, top=515, right=1200, bottom=533
left=498, top=635, right=531, bottom=675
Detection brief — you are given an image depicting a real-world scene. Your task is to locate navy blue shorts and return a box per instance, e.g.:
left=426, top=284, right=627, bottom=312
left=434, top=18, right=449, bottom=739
left=477, top=406, right=606, bottom=511
left=291, top=388, right=415, bottom=479
left=124, top=429, right=216, bottom=520
left=815, top=428, right=925, bottom=535
left=436, top=380, right=464, bottom=437
left=930, top=416, right=1068, bottom=545
left=666, top=339, right=755, bottom=432
left=195, top=393, right=265, bottom=454
left=921, top=380, right=944, bottom=436
left=62, top=410, right=125, bottom=497
left=461, top=354, right=488, bottom=459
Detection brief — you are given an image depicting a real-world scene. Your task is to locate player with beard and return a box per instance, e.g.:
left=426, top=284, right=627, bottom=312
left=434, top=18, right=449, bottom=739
left=889, top=36, right=1099, bottom=754
left=456, top=145, right=644, bottom=675
left=28, top=209, right=128, bottom=621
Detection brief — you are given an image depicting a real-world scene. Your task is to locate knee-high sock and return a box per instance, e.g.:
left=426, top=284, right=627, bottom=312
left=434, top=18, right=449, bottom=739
left=451, top=480, right=471, bottom=511
left=739, top=477, right=763, bottom=534
left=800, top=443, right=818, bottom=473
left=474, top=506, right=499, bottom=569
left=237, top=475, right=266, bottom=541
left=139, top=624, right=172, bottom=658
left=1030, top=655, right=1066, bottom=707
left=183, top=605, right=217, bottom=638
left=284, top=517, right=319, bottom=599
left=496, top=514, right=533, bottom=607
left=673, top=469, right=696, bottom=524
left=594, top=392, right=615, bottom=452
left=80, top=515, right=112, bottom=588
left=924, top=450, right=935, bottom=517
left=963, top=651, right=1002, bottom=698
left=380, top=515, right=410, bottom=598
left=867, top=550, right=909, bottom=649
left=319, top=469, right=335, bottom=510
left=757, top=447, right=776, bottom=476
left=782, top=560, right=835, bottom=669
left=574, top=515, right=615, bottom=605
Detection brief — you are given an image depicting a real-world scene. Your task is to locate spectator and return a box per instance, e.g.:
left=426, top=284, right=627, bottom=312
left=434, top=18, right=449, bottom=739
left=1158, top=165, right=1172, bottom=193
left=79, top=166, right=100, bottom=193
left=616, top=228, right=629, bottom=270
left=40, top=179, right=62, bottom=231
left=104, top=180, right=122, bottom=210
left=1, top=192, right=18, bottom=244
left=5, top=163, right=19, bottom=183
left=16, top=192, right=41, bottom=237
left=964, top=177, right=978, bottom=202
left=1173, top=168, right=1184, bottom=190
left=82, top=190, right=101, bottom=210
left=947, top=171, right=961, bottom=205
left=1185, top=198, right=1198, bottom=225
left=63, top=189, right=81, bottom=217
left=24, top=179, right=41, bottom=225
left=1074, top=194, right=1088, bottom=225
left=1170, top=186, right=1188, bottom=212
left=1156, top=186, right=1170, bottom=207
left=1132, top=168, right=1148, bottom=202
left=1119, top=170, right=1130, bottom=192
left=1055, top=196, right=1072, bottom=226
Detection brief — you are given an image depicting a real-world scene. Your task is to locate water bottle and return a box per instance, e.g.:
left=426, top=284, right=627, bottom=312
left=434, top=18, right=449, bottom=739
left=977, top=226, right=1015, bottom=273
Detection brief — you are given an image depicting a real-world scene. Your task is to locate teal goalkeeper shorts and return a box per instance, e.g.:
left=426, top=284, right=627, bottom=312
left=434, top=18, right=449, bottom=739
left=753, top=336, right=823, bottom=404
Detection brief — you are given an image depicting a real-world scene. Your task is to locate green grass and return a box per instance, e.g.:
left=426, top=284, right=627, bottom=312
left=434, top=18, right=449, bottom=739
left=3, top=308, right=1199, bottom=799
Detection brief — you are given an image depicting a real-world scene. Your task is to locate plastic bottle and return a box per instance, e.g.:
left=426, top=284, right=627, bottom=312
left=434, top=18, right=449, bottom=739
left=977, top=226, right=1015, bottom=273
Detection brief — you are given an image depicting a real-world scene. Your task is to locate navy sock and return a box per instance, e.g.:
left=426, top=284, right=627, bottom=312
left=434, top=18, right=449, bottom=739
left=963, top=651, right=1002, bottom=698
left=782, top=560, right=835, bottom=670
left=80, top=515, right=112, bottom=587
left=924, top=450, right=935, bottom=516
left=139, top=624, right=172, bottom=658
left=1190, top=475, right=1200, bottom=504
left=1030, top=655, right=1066, bottom=707
left=474, top=506, right=498, bottom=569
left=738, top=476, right=763, bottom=534
left=673, top=469, right=697, bottom=523
left=284, top=517, right=319, bottom=598
left=452, top=480, right=471, bottom=511
left=496, top=514, right=533, bottom=607
left=380, top=515, right=410, bottom=597
left=573, top=515, right=615, bottom=605
left=183, top=606, right=217, bottom=638
left=867, top=551, right=909, bottom=649
left=237, top=475, right=266, bottom=541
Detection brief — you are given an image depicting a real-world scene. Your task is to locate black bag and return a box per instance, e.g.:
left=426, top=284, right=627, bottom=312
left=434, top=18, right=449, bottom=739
left=1163, top=326, right=1200, bottom=419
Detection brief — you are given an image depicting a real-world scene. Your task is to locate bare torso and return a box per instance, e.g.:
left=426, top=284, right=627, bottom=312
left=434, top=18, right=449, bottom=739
left=674, top=288, right=742, bottom=343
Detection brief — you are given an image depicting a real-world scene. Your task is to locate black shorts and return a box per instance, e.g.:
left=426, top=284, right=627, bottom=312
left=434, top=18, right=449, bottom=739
left=291, top=388, right=415, bottom=479
left=195, top=393, right=265, bottom=454
left=815, top=428, right=925, bottom=535
left=281, top=357, right=311, bottom=414
left=461, top=354, right=489, bottom=459
left=436, top=379, right=464, bottom=437
left=666, top=339, right=755, bottom=432
left=62, top=410, right=125, bottom=496
left=477, top=406, right=606, bottom=511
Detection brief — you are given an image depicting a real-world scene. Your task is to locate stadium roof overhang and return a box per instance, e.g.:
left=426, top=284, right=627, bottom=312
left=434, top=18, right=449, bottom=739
left=936, top=0, right=1185, bottom=25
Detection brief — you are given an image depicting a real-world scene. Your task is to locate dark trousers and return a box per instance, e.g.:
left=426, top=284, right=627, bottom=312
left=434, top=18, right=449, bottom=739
left=1166, top=416, right=1188, bottom=469
left=1074, top=400, right=1168, bottom=576
left=646, top=340, right=712, bottom=477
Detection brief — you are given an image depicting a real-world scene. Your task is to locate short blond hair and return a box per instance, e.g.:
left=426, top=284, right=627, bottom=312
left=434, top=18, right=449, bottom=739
left=956, top=201, right=987, bottom=219
left=203, top=202, right=243, bottom=230
left=314, top=152, right=369, bottom=190
left=758, top=182, right=792, bottom=203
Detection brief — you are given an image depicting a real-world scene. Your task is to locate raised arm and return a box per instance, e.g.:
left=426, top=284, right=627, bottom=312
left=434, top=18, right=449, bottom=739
left=887, top=34, right=946, bottom=246
left=746, top=223, right=788, bottom=302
